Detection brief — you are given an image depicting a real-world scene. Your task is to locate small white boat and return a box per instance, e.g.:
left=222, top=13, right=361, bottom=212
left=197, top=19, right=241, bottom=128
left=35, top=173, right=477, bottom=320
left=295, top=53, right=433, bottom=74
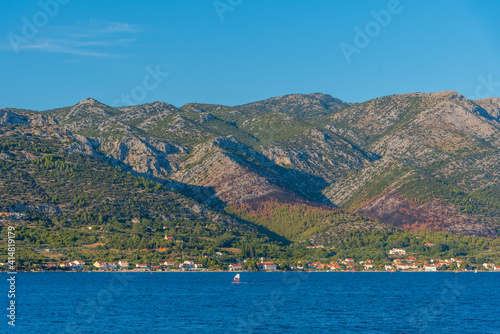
left=232, top=273, right=240, bottom=284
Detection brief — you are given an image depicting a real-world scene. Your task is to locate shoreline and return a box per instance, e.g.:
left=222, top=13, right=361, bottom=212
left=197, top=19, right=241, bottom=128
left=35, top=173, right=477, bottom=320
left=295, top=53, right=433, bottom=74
left=1, top=270, right=497, bottom=274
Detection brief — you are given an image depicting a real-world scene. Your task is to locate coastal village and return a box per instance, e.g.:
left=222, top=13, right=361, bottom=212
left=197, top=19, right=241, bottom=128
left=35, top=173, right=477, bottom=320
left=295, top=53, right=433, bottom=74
left=1, top=247, right=499, bottom=272
left=1, top=213, right=499, bottom=273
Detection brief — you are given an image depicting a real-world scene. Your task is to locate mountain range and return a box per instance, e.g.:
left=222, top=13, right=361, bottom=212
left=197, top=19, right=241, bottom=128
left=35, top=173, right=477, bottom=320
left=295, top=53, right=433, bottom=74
left=2, top=91, right=500, bottom=246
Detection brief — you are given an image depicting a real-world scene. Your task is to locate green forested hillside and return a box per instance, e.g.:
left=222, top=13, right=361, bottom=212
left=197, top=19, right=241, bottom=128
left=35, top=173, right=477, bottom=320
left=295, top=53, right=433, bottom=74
left=226, top=200, right=388, bottom=242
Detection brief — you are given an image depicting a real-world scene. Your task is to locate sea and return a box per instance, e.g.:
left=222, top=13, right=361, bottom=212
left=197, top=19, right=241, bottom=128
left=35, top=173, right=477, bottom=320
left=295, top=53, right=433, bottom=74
left=1, top=272, right=499, bottom=333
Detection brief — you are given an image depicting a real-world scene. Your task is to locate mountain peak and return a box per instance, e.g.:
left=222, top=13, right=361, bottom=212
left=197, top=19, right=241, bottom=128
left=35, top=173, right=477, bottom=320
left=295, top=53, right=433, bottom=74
left=76, top=98, right=105, bottom=107
left=430, top=90, right=464, bottom=100
left=251, top=92, right=345, bottom=104
left=236, top=92, right=353, bottom=118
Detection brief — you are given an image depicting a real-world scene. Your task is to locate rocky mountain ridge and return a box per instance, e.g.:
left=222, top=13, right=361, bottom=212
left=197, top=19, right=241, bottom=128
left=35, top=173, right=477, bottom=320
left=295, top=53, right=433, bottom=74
left=3, top=90, right=500, bottom=239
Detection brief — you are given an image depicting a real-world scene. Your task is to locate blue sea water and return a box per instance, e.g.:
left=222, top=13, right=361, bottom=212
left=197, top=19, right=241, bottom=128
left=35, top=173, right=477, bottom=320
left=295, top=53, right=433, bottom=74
left=1, top=272, right=499, bottom=333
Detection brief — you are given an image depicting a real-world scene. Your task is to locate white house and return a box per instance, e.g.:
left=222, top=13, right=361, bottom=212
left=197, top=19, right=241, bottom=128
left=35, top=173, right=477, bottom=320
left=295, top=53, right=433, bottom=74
left=229, top=264, right=243, bottom=271
left=384, top=265, right=393, bottom=271
left=68, top=260, right=85, bottom=269
left=389, top=248, right=406, bottom=255
left=483, top=263, right=495, bottom=269
left=136, top=264, right=148, bottom=270
left=396, top=263, right=418, bottom=270
left=118, top=260, right=129, bottom=268
left=163, top=261, right=176, bottom=267
left=179, top=261, right=194, bottom=270
left=71, top=260, right=85, bottom=266
left=424, top=265, right=437, bottom=272
left=261, top=262, right=277, bottom=271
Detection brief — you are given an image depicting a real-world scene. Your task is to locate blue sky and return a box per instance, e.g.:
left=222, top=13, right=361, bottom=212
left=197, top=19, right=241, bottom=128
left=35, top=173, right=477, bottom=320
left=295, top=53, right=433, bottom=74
left=1, top=0, right=500, bottom=110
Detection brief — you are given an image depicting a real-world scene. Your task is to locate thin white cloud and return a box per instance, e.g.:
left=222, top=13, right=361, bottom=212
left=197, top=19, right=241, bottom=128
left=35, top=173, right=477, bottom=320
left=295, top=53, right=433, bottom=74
left=13, top=41, right=114, bottom=57
left=4, top=19, right=143, bottom=57
left=94, top=21, right=143, bottom=34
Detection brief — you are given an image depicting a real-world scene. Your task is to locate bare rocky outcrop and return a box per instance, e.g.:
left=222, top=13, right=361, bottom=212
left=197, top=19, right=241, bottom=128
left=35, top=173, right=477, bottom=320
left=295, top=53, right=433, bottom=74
left=475, top=97, right=500, bottom=120
left=261, top=128, right=379, bottom=182
left=175, top=136, right=296, bottom=205
left=0, top=109, right=59, bottom=127
left=101, top=137, right=188, bottom=178
left=0, top=109, right=29, bottom=125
